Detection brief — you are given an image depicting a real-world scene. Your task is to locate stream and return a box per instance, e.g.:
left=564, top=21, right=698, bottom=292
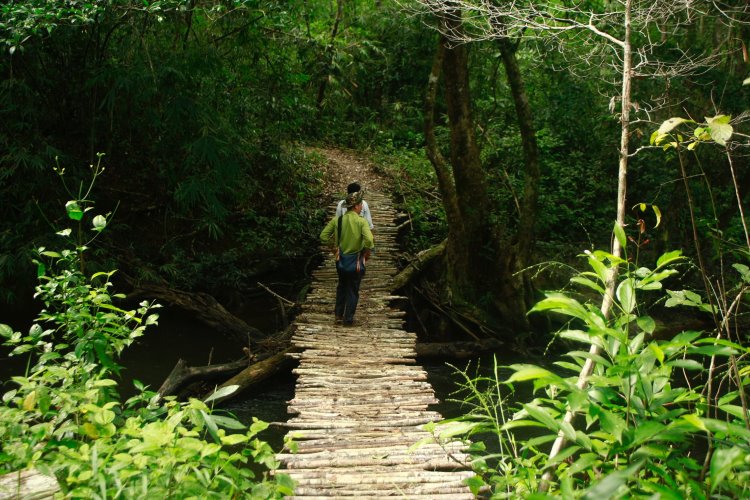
left=1, top=298, right=516, bottom=453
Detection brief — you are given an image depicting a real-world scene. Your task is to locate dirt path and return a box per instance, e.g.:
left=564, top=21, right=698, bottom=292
left=312, top=147, right=387, bottom=201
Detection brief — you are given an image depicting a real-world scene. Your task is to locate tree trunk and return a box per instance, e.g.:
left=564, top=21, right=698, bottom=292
left=424, top=36, right=467, bottom=306
left=129, top=283, right=265, bottom=345
left=440, top=15, right=495, bottom=297
left=424, top=13, right=532, bottom=331
left=389, top=239, right=446, bottom=292
left=491, top=36, right=541, bottom=326
left=158, top=357, right=251, bottom=398
left=211, top=350, right=298, bottom=405
left=539, top=0, right=633, bottom=490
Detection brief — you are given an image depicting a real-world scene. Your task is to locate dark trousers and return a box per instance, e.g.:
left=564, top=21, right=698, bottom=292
left=335, top=268, right=364, bottom=323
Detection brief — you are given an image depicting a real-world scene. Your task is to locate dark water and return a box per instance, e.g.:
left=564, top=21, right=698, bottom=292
left=0, top=299, right=517, bottom=454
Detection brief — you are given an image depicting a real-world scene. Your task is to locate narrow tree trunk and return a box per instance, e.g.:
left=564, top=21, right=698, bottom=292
left=539, top=0, right=633, bottom=490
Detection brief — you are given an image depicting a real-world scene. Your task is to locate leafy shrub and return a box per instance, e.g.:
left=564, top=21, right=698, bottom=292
left=426, top=244, right=750, bottom=498
left=0, top=166, right=294, bottom=497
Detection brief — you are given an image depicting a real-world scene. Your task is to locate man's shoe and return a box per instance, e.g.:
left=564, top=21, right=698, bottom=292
left=335, top=315, right=343, bottom=323
left=342, top=320, right=356, bottom=327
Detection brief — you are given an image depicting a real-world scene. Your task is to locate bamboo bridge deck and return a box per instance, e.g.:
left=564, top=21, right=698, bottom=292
left=275, top=191, right=475, bottom=499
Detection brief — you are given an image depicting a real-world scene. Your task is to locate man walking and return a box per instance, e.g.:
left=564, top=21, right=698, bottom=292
left=336, top=182, right=374, bottom=230
left=320, top=191, right=374, bottom=326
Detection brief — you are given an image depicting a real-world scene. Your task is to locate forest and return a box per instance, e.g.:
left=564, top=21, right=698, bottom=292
left=1, top=0, right=749, bottom=498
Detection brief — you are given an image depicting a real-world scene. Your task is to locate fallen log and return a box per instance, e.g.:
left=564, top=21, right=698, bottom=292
left=389, top=239, right=446, bottom=292
left=129, top=283, right=265, bottom=344
left=158, top=357, right=251, bottom=398
left=209, top=349, right=299, bottom=405
left=0, top=468, right=60, bottom=500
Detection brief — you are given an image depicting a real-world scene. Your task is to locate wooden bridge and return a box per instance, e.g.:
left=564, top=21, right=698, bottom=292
left=275, top=190, right=476, bottom=498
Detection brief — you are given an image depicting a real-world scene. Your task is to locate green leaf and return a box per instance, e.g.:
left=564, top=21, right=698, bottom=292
left=464, top=475, right=486, bottom=496
left=220, top=433, right=249, bottom=445
left=506, top=365, right=562, bottom=384
left=530, top=293, right=605, bottom=329
left=733, top=263, right=750, bottom=284
left=204, top=384, right=239, bottom=403
left=210, top=415, right=246, bottom=430
left=613, top=222, right=627, bottom=251
left=658, top=117, right=690, bottom=135
left=648, top=342, right=664, bottom=364
left=523, top=404, right=563, bottom=434
left=65, top=200, right=84, bottom=221
left=616, top=278, right=636, bottom=313
left=706, top=115, right=732, bottom=146
left=656, top=250, right=683, bottom=269
left=583, top=461, right=643, bottom=499
left=432, top=420, right=481, bottom=439
left=599, top=409, right=626, bottom=443
left=0, top=324, right=14, bottom=339
left=558, top=329, right=603, bottom=348
left=637, top=315, right=656, bottom=334
left=570, top=276, right=605, bottom=294
left=710, top=447, right=744, bottom=492
left=667, top=359, right=704, bottom=370
left=652, top=205, right=661, bottom=228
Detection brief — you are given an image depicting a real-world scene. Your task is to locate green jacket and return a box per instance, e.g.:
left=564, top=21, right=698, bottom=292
left=320, top=210, right=374, bottom=254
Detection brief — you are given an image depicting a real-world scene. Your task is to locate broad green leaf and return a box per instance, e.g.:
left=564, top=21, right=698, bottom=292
left=570, top=276, right=605, bottom=294
left=530, top=293, right=605, bottom=329
left=616, top=278, right=636, bottom=313
left=432, top=420, right=480, bottom=439
left=667, top=359, right=704, bottom=370
left=204, top=384, right=239, bottom=403
left=558, top=329, right=603, bottom=348
left=220, top=433, right=249, bottom=446
left=718, top=404, right=749, bottom=421
left=506, top=365, right=562, bottom=384
left=599, top=409, right=626, bottom=442
left=656, top=250, right=683, bottom=269
left=523, top=404, right=561, bottom=434
left=637, top=315, right=656, bottom=334
left=465, top=475, right=487, bottom=496
left=706, top=115, right=732, bottom=145
left=658, top=117, right=689, bottom=135
left=648, top=342, right=664, bottom=364
left=688, top=345, right=736, bottom=357
left=210, top=415, right=246, bottom=430
left=0, top=324, right=13, bottom=338
left=65, top=200, right=84, bottom=221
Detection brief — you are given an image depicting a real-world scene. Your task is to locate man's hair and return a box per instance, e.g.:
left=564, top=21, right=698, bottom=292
left=347, top=182, right=361, bottom=194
